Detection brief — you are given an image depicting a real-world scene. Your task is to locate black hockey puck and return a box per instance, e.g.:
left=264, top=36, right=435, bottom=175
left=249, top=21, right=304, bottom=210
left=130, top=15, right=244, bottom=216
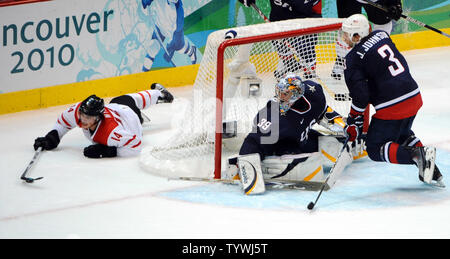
left=307, top=202, right=314, bottom=210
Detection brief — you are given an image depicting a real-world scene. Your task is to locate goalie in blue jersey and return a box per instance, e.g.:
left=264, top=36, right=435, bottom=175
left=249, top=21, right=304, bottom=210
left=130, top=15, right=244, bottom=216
left=224, top=73, right=354, bottom=194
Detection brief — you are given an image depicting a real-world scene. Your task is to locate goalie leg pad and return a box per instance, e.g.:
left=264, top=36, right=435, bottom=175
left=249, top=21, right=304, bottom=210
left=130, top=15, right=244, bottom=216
left=261, top=152, right=325, bottom=182
left=318, top=136, right=344, bottom=166
left=238, top=154, right=266, bottom=195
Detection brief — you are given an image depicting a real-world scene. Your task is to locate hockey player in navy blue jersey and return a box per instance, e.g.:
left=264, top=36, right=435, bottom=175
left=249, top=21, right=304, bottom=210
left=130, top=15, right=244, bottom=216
left=238, top=0, right=322, bottom=80
left=341, top=14, right=444, bottom=187
left=239, top=74, right=327, bottom=158
left=226, top=73, right=349, bottom=194
left=332, top=0, right=403, bottom=80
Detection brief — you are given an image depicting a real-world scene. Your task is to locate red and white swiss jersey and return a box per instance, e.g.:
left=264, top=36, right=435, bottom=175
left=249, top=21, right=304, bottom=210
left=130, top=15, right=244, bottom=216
left=53, top=102, right=143, bottom=157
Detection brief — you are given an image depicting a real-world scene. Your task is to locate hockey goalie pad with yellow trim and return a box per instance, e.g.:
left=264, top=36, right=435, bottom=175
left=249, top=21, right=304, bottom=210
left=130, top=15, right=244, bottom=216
left=237, top=154, right=266, bottom=195
left=261, top=152, right=325, bottom=182
left=319, top=135, right=367, bottom=165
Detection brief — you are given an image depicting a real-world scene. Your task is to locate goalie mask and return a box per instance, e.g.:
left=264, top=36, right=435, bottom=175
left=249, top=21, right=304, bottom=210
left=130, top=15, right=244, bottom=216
left=275, top=73, right=305, bottom=115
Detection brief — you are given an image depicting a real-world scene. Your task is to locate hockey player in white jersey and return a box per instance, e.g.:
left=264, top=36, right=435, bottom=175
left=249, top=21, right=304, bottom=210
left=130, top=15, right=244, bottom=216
left=33, top=83, right=174, bottom=158
left=141, top=0, right=198, bottom=71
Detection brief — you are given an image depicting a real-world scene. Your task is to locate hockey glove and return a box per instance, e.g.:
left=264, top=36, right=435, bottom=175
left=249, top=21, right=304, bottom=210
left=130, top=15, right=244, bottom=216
left=386, top=2, right=402, bottom=21
left=83, top=144, right=117, bottom=158
left=34, top=130, right=60, bottom=151
left=238, top=0, right=255, bottom=7
left=344, top=114, right=364, bottom=142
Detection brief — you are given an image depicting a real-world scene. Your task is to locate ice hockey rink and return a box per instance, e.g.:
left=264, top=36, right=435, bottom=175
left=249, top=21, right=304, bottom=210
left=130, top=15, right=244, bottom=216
left=1, top=46, right=450, bottom=239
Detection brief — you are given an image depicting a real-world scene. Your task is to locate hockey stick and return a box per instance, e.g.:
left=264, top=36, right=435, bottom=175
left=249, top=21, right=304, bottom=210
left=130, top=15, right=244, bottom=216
left=20, top=147, right=44, bottom=183
left=141, top=112, right=151, bottom=123
left=170, top=176, right=325, bottom=191
left=364, top=0, right=450, bottom=38
left=307, top=137, right=350, bottom=210
left=249, top=3, right=270, bottom=23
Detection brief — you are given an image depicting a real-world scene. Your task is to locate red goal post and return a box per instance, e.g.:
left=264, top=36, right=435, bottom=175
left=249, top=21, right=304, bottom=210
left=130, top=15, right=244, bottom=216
left=140, top=18, right=369, bottom=181
left=214, top=23, right=346, bottom=179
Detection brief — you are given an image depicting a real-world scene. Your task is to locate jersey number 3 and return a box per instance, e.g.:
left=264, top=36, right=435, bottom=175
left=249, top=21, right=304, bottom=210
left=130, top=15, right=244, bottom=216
left=377, top=44, right=405, bottom=77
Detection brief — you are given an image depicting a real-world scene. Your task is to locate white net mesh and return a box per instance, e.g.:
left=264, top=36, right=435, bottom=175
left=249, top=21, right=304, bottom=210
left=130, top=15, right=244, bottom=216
left=140, top=18, right=350, bottom=179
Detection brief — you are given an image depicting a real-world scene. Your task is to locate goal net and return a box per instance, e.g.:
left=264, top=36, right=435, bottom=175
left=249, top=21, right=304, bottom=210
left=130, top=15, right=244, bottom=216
left=140, top=18, right=356, bottom=180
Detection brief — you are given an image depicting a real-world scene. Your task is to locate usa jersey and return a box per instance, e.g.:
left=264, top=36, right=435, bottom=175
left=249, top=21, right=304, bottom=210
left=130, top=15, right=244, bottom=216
left=344, top=30, right=422, bottom=120
left=52, top=102, right=143, bottom=157
left=239, top=80, right=327, bottom=157
left=269, top=0, right=322, bottom=22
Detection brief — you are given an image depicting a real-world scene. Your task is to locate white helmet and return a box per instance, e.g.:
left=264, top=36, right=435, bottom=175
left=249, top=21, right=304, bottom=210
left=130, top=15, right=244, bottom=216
left=341, top=14, right=370, bottom=41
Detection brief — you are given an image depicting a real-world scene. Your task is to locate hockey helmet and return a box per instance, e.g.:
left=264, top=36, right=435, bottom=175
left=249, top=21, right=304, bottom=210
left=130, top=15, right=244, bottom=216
left=341, top=14, right=370, bottom=42
left=79, top=95, right=105, bottom=117
left=275, top=73, right=305, bottom=115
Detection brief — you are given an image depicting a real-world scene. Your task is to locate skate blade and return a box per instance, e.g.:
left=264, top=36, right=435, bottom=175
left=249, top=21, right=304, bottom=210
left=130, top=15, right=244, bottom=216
left=427, top=179, right=446, bottom=188
left=432, top=180, right=446, bottom=188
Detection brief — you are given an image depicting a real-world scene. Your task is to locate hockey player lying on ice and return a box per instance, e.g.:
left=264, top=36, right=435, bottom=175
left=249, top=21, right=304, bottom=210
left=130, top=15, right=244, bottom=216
left=33, top=83, right=173, bottom=158
left=224, top=73, right=359, bottom=194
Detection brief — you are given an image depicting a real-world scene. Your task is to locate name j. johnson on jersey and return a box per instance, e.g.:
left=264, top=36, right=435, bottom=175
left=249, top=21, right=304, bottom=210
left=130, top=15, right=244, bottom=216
left=357, top=31, right=390, bottom=58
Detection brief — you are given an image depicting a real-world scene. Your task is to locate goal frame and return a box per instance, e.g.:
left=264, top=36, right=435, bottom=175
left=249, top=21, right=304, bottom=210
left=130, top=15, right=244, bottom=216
left=214, top=23, right=344, bottom=179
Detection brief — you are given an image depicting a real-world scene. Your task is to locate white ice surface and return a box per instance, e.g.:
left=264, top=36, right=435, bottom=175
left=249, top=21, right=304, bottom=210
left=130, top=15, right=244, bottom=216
left=1, top=46, right=450, bottom=239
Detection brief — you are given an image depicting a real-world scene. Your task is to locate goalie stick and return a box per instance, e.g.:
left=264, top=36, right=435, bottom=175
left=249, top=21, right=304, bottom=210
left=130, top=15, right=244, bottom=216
left=20, top=147, right=44, bottom=183
left=170, top=176, right=326, bottom=191
left=307, top=137, right=351, bottom=210
left=364, top=0, right=450, bottom=38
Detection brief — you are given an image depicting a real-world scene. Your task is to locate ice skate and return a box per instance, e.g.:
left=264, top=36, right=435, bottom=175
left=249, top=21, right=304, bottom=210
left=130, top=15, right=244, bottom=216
left=411, top=146, right=444, bottom=187
left=151, top=83, right=174, bottom=103
left=419, top=165, right=445, bottom=188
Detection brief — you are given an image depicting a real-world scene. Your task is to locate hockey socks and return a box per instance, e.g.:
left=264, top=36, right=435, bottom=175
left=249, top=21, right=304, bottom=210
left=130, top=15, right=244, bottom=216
left=127, top=90, right=162, bottom=110
left=380, top=142, right=415, bottom=165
